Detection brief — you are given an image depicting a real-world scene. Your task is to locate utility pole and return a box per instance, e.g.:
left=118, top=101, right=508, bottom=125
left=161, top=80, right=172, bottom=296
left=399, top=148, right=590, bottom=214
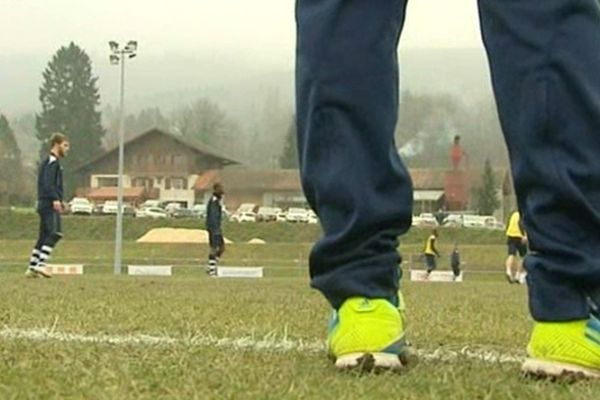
left=109, top=40, right=138, bottom=275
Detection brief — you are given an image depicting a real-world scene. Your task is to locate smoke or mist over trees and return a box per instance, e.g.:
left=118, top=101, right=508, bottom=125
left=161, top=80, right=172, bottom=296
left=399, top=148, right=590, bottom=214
left=102, top=106, right=171, bottom=149
left=245, top=89, right=292, bottom=167
left=171, top=98, right=240, bottom=156
left=8, top=113, right=38, bottom=167
left=35, top=42, right=106, bottom=196
left=279, top=116, right=298, bottom=169
left=0, top=46, right=510, bottom=193
left=103, top=93, right=291, bottom=168
left=0, top=115, right=28, bottom=204
left=0, top=116, right=21, bottom=161
left=396, top=91, right=507, bottom=169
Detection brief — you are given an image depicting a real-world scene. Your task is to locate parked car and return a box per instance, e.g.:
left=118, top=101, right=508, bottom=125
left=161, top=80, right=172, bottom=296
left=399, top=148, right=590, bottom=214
left=140, top=200, right=163, bottom=209
left=412, top=213, right=438, bottom=228
left=307, top=210, right=318, bottom=224
left=256, top=207, right=279, bottom=222
left=286, top=208, right=309, bottom=223
left=164, top=202, right=183, bottom=216
left=236, top=203, right=258, bottom=214
left=191, top=204, right=207, bottom=218
left=239, top=212, right=257, bottom=222
left=135, top=207, right=168, bottom=219
left=231, top=211, right=257, bottom=223
left=101, top=201, right=119, bottom=215
left=483, top=216, right=504, bottom=230
left=172, top=208, right=195, bottom=219
left=276, top=211, right=288, bottom=222
left=69, top=197, right=93, bottom=215
left=462, top=214, right=491, bottom=229
left=443, top=214, right=463, bottom=228
left=102, top=201, right=134, bottom=216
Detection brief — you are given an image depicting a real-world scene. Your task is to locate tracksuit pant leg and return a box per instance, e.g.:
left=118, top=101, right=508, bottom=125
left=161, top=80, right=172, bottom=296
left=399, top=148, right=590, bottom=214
left=296, top=0, right=412, bottom=309
left=479, top=0, right=600, bottom=321
left=297, top=0, right=600, bottom=319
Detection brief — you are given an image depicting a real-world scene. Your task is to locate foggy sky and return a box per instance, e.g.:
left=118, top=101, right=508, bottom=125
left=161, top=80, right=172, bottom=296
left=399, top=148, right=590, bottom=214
left=0, top=1, right=487, bottom=115
left=1, top=0, right=483, bottom=63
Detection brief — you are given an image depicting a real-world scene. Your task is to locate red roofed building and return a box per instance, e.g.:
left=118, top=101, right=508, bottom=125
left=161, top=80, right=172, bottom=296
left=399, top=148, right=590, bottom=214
left=74, top=129, right=239, bottom=207
left=85, top=187, right=146, bottom=206
left=73, top=127, right=514, bottom=219
left=194, top=169, right=305, bottom=210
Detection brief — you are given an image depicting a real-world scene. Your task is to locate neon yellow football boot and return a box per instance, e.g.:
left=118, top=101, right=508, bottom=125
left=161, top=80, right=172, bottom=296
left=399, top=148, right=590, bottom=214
left=522, top=316, right=600, bottom=379
left=327, top=297, right=408, bottom=372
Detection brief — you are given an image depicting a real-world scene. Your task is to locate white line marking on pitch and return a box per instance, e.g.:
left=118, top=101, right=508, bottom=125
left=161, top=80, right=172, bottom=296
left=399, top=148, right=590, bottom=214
left=0, top=327, right=525, bottom=364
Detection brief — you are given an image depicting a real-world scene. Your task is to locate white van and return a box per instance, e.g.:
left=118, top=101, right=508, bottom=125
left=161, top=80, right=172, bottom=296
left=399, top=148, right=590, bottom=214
left=462, top=215, right=499, bottom=229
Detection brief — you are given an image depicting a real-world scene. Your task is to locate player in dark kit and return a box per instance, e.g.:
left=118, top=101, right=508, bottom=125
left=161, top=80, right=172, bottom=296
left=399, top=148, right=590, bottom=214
left=205, top=183, right=225, bottom=276
left=450, top=243, right=461, bottom=281
left=26, top=133, right=70, bottom=278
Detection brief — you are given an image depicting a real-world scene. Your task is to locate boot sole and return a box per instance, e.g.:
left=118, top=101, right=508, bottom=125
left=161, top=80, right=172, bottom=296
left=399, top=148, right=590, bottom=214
left=522, top=358, right=600, bottom=380
left=33, top=268, right=52, bottom=278
left=335, top=352, right=407, bottom=373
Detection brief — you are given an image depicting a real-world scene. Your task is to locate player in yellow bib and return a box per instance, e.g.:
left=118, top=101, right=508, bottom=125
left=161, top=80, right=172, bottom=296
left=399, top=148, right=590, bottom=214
left=506, top=211, right=527, bottom=284
left=423, top=229, right=440, bottom=276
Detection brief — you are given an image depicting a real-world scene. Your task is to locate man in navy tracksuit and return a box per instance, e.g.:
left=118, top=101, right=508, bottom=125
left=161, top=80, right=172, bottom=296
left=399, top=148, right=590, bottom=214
left=205, top=183, right=225, bottom=276
left=297, top=0, right=600, bottom=376
left=26, top=133, right=70, bottom=278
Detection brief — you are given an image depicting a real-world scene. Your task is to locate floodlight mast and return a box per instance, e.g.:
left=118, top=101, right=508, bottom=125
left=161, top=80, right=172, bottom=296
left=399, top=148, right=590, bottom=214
left=109, top=40, right=138, bottom=275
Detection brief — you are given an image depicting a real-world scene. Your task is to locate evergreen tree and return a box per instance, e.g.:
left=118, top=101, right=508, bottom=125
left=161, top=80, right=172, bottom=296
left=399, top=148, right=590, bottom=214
left=36, top=42, right=105, bottom=195
left=0, top=115, right=20, bottom=159
left=279, top=116, right=298, bottom=169
left=475, top=158, right=500, bottom=215
left=0, top=115, right=23, bottom=204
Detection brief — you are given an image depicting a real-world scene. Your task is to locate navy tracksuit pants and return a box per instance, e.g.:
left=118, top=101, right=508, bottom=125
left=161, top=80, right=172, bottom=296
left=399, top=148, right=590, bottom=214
left=29, top=207, right=63, bottom=268
left=296, top=0, right=600, bottom=321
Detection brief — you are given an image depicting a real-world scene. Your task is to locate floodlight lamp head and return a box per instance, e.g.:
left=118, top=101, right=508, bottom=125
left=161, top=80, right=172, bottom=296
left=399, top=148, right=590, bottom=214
left=109, top=41, right=119, bottom=53
left=126, top=40, right=138, bottom=52
left=109, top=54, right=120, bottom=65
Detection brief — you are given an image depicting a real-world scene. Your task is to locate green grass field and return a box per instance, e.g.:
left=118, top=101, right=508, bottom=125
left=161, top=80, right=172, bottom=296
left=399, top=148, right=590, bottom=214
left=0, top=213, right=598, bottom=398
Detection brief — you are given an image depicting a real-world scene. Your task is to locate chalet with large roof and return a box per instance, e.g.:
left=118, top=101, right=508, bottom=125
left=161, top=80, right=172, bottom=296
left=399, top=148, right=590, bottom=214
left=74, top=129, right=239, bottom=207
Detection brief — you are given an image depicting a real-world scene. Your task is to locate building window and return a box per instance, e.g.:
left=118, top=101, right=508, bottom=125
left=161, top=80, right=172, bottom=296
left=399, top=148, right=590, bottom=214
left=173, top=155, right=185, bottom=167
left=132, top=178, right=153, bottom=189
left=155, top=154, right=166, bottom=165
left=97, top=177, right=118, bottom=187
left=166, top=177, right=187, bottom=190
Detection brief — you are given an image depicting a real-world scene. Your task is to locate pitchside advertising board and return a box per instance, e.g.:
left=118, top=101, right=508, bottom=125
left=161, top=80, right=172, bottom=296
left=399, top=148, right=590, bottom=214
left=128, top=265, right=173, bottom=276
left=410, top=269, right=463, bottom=282
left=216, top=267, right=264, bottom=278
left=44, top=264, right=84, bottom=275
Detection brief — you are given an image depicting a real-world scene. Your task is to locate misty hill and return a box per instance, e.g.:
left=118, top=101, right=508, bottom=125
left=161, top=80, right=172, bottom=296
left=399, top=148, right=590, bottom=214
left=1, top=48, right=493, bottom=119
left=399, top=48, right=493, bottom=102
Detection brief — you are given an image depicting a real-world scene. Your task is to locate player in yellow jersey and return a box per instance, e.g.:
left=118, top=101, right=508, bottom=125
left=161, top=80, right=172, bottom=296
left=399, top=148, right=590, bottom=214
left=423, top=229, right=440, bottom=277
left=505, top=211, right=527, bottom=284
